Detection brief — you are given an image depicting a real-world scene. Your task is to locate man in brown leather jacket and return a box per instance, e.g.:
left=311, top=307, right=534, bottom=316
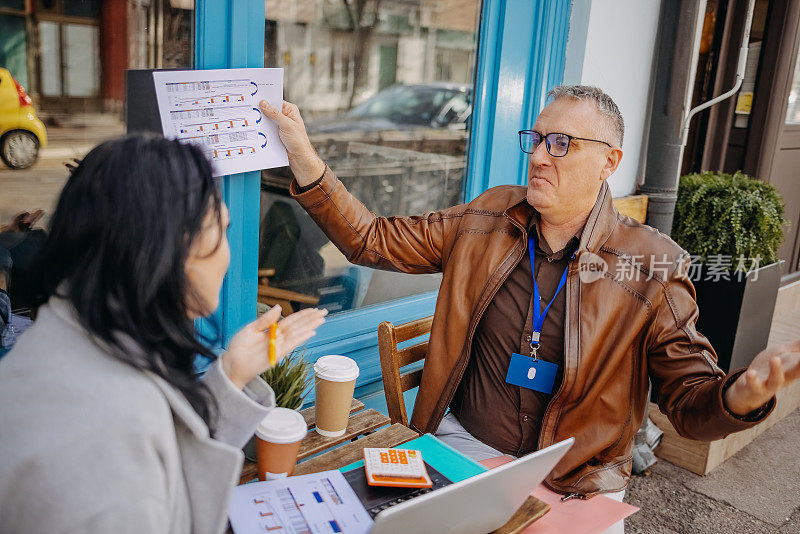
left=259, top=86, right=800, bottom=500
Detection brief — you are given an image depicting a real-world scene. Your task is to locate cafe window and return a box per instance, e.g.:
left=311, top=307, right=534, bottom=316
left=786, top=49, right=800, bottom=124
left=0, top=1, right=194, bottom=350
left=34, top=0, right=99, bottom=18
left=0, top=11, right=27, bottom=88
left=2, top=0, right=573, bottom=367
left=0, top=0, right=24, bottom=10
left=257, top=0, right=481, bottom=317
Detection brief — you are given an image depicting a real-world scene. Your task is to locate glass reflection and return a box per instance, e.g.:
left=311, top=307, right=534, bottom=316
left=0, top=1, right=195, bottom=353
left=258, top=0, right=481, bottom=315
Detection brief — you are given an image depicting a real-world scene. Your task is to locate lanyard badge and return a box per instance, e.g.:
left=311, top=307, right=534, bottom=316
left=506, top=353, right=559, bottom=394
left=505, top=236, right=571, bottom=395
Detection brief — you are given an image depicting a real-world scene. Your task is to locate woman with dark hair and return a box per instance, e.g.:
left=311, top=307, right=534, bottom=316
left=0, top=135, right=327, bottom=533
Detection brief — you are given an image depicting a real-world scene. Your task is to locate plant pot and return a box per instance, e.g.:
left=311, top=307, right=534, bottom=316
left=692, top=261, right=782, bottom=373
left=243, top=434, right=257, bottom=462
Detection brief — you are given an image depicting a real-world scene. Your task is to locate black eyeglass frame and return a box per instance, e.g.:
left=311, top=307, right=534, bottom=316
left=518, top=130, right=613, bottom=157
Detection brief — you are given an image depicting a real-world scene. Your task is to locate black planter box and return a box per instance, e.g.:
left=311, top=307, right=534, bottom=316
left=693, top=261, right=782, bottom=373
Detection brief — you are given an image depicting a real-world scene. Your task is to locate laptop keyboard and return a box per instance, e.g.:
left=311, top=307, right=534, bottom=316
left=365, top=480, right=436, bottom=517
left=343, top=462, right=452, bottom=518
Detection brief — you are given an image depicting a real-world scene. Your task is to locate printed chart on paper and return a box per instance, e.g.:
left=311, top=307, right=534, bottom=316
left=228, top=470, right=373, bottom=534
left=153, top=68, right=288, bottom=176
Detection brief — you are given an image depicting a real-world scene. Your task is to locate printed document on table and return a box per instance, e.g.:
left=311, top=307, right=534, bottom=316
left=228, top=470, right=373, bottom=534
left=152, top=68, right=288, bottom=176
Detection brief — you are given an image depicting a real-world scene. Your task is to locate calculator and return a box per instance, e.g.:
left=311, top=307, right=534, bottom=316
left=362, top=448, right=433, bottom=488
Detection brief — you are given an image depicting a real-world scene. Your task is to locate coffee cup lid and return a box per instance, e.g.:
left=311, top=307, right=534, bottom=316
left=255, top=407, right=308, bottom=444
left=314, top=355, right=360, bottom=382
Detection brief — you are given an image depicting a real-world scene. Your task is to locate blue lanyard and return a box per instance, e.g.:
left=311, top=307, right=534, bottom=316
left=528, top=236, right=571, bottom=359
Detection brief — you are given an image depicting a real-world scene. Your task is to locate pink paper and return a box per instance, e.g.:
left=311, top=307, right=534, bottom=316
left=479, top=456, right=639, bottom=534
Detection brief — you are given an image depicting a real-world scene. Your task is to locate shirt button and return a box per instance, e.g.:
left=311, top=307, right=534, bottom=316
left=522, top=415, right=530, bottom=422
left=525, top=335, right=532, bottom=342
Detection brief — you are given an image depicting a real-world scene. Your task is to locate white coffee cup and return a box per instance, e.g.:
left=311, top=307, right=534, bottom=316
left=255, top=407, right=308, bottom=480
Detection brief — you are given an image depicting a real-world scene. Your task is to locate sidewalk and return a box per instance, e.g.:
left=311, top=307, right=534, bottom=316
left=38, top=112, right=125, bottom=165
left=626, top=306, right=800, bottom=533
left=0, top=112, right=124, bottom=222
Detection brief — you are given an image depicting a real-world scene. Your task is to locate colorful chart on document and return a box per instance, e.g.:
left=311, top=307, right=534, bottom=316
left=153, top=69, right=289, bottom=177
left=228, top=471, right=373, bottom=534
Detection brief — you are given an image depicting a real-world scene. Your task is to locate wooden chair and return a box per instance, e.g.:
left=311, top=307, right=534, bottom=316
left=613, top=194, right=648, bottom=223
left=377, top=315, right=433, bottom=426
left=378, top=316, right=552, bottom=533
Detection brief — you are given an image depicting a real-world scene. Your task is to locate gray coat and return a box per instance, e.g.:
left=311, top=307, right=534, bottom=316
left=0, top=298, right=275, bottom=533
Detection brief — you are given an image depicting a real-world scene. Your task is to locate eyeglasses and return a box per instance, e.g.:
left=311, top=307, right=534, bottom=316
left=518, top=130, right=612, bottom=157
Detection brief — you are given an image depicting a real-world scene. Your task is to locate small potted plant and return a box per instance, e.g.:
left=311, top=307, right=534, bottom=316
left=260, top=350, right=313, bottom=410
left=244, top=350, right=312, bottom=462
left=671, top=170, right=789, bottom=372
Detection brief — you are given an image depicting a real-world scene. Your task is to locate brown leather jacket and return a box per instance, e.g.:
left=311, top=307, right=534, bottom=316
left=291, top=167, right=774, bottom=496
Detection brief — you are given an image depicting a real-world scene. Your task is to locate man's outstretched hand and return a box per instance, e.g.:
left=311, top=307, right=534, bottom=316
left=259, top=99, right=325, bottom=187
left=723, top=340, right=800, bottom=416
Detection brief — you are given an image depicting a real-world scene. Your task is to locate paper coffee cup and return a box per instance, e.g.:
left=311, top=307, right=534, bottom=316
left=255, top=408, right=307, bottom=481
left=314, top=355, right=359, bottom=437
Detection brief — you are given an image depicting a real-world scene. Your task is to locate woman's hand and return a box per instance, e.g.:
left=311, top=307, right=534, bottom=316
left=1, top=209, right=44, bottom=233
left=221, top=305, right=327, bottom=389
left=259, top=99, right=326, bottom=187
left=723, top=340, right=800, bottom=416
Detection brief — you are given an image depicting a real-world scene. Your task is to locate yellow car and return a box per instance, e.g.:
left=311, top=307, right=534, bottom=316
left=0, top=68, right=47, bottom=169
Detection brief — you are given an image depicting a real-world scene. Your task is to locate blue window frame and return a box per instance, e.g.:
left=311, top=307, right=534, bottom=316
left=195, top=0, right=572, bottom=403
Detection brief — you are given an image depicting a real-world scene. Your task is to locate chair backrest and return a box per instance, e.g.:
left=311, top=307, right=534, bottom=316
left=377, top=315, right=433, bottom=426
left=612, top=194, right=648, bottom=223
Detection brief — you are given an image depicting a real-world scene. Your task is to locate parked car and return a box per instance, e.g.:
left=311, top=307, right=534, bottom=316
left=308, top=83, right=472, bottom=134
left=0, top=68, right=47, bottom=170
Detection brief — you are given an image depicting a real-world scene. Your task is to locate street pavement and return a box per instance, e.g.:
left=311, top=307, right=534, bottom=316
left=627, top=306, right=800, bottom=533
left=0, top=113, right=124, bottom=223
left=627, top=409, right=800, bottom=533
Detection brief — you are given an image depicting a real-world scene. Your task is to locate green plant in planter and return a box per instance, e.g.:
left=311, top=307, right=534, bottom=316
left=672, top=171, right=788, bottom=267
left=260, top=350, right=312, bottom=410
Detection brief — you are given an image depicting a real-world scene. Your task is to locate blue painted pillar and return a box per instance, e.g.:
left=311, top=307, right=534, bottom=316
left=465, top=0, right=572, bottom=200
left=195, top=0, right=265, bottom=345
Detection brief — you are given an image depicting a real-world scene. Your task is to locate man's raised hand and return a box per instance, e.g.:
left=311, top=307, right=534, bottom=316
left=259, top=99, right=325, bottom=186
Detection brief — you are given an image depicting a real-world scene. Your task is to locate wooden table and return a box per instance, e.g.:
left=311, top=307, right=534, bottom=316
left=239, top=399, right=418, bottom=484
left=239, top=400, right=549, bottom=533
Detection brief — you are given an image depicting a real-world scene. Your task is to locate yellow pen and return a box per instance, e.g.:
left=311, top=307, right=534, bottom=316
left=268, top=323, right=277, bottom=366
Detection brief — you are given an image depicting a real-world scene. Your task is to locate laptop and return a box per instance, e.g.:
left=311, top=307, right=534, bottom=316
left=365, top=437, right=573, bottom=534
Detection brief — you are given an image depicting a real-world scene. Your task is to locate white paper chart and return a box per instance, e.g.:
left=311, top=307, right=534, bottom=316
left=153, top=68, right=289, bottom=177
left=228, top=471, right=373, bottom=534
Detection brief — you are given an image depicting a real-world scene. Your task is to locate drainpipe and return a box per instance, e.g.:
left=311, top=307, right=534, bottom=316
left=633, top=0, right=756, bottom=475
left=640, top=0, right=708, bottom=234
left=642, top=0, right=755, bottom=235
left=632, top=0, right=709, bottom=475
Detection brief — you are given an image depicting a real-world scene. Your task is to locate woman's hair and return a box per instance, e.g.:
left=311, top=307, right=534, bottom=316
left=36, top=134, right=223, bottom=431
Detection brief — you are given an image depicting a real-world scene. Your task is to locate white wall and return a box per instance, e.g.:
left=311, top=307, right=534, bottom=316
left=564, top=0, right=662, bottom=197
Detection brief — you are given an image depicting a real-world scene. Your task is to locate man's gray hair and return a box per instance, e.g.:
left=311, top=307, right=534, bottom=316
left=547, top=85, right=624, bottom=146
